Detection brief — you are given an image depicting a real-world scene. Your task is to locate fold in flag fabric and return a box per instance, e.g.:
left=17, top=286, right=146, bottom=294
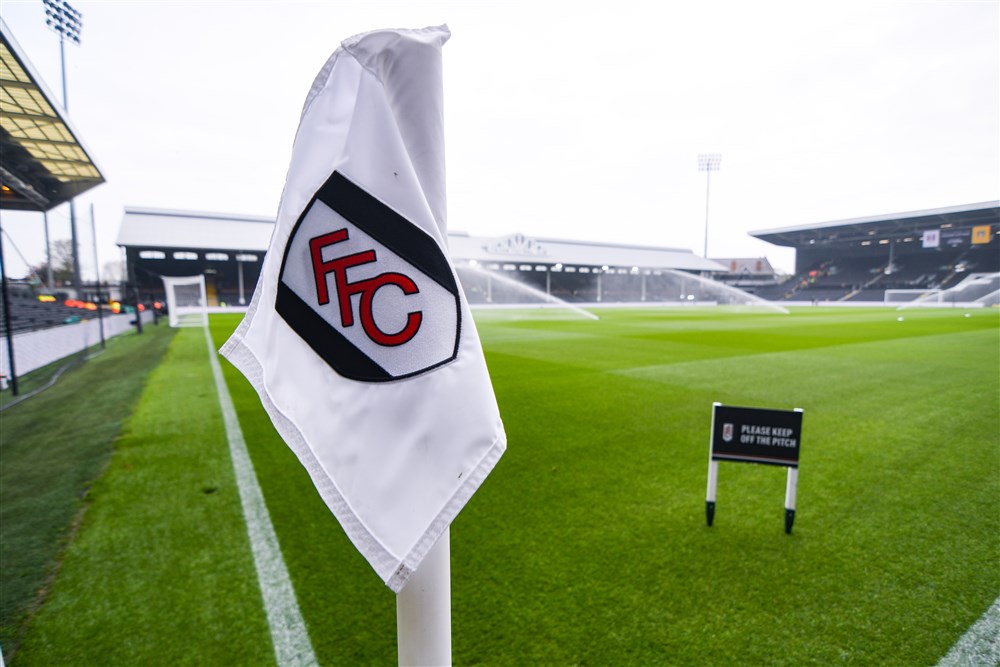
left=221, top=25, right=506, bottom=593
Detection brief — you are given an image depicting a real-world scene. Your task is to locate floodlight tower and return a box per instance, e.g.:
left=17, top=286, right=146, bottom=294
left=43, top=0, right=82, bottom=109
left=697, top=153, right=722, bottom=259
left=42, top=0, right=84, bottom=295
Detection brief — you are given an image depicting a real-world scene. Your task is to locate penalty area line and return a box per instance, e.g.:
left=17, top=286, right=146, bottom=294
left=936, top=595, right=1000, bottom=667
left=204, top=326, right=318, bottom=667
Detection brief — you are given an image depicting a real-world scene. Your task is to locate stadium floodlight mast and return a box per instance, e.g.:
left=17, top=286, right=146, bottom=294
left=42, top=0, right=84, bottom=296
left=43, top=0, right=82, bottom=109
left=697, top=153, right=722, bottom=259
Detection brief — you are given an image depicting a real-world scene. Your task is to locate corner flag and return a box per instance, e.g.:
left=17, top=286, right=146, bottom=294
left=221, top=25, right=506, bottom=593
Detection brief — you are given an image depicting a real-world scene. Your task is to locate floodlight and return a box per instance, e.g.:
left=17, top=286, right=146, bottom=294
left=697, top=153, right=722, bottom=172
left=697, top=153, right=722, bottom=258
left=41, top=0, right=85, bottom=295
left=43, top=0, right=82, bottom=45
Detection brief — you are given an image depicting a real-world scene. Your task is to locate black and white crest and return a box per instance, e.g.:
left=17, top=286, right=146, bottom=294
left=722, top=423, right=734, bottom=443
left=275, top=171, right=461, bottom=382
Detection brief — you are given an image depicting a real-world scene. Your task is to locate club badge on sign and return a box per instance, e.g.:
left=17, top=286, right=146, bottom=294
left=722, top=423, right=734, bottom=443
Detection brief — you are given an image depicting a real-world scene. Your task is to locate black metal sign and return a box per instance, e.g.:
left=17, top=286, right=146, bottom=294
left=711, top=404, right=802, bottom=467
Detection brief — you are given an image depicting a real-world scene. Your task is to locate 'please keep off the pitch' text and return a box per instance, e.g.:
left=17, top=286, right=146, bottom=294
left=740, top=424, right=797, bottom=447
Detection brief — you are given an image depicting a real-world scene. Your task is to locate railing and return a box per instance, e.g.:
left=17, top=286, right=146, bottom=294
left=1, top=311, right=155, bottom=380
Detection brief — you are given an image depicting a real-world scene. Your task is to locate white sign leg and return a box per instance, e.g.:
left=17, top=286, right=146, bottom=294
left=706, top=460, right=719, bottom=526
left=784, top=467, right=798, bottom=534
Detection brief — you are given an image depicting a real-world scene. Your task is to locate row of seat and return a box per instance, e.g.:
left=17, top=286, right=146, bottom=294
left=0, top=295, right=92, bottom=334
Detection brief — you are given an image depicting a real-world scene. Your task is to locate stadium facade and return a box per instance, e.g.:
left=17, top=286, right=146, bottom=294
left=116, top=201, right=997, bottom=307
left=115, top=207, right=729, bottom=307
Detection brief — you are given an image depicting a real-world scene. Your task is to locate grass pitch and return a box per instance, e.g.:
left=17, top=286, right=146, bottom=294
left=5, top=306, right=998, bottom=665
left=0, top=326, right=175, bottom=661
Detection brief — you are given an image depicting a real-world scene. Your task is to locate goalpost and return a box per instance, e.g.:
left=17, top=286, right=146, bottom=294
left=162, top=275, right=208, bottom=328
left=893, top=273, right=999, bottom=310
left=884, top=288, right=943, bottom=305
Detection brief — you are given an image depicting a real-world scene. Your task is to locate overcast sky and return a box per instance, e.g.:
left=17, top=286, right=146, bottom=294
left=1, top=0, right=997, bottom=280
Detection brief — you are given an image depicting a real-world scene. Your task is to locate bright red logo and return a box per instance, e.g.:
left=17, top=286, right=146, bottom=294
left=309, top=229, right=422, bottom=347
left=276, top=171, right=460, bottom=382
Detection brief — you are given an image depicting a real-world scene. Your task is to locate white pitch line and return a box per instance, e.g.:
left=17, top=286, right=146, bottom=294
left=936, top=596, right=1000, bottom=667
left=204, top=327, right=318, bottom=667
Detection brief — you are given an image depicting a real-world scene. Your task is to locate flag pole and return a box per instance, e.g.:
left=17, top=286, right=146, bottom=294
left=393, top=25, right=454, bottom=661
left=397, top=528, right=451, bottom=666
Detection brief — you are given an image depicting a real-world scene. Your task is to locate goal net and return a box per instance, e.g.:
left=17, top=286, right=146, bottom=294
left=884, top=289, right=942, bottom=304
left=895, top=273, right=1000, bottom=310
left=163, top=275, right=208, bottom=327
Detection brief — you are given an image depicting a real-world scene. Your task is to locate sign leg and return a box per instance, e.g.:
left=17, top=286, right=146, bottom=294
left=784, top=467, right=798, bottom=534
left=706, top=460, right=719, bottom=526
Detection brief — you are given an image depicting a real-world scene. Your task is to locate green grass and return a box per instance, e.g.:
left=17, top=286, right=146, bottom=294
left=452, top=307, right=999, bottom=665
left=6, top=324, right=274, bottom=666
left=6, top=306, right=999, bottom=665
left=0, top=325, right=175, bottom=661
left=0, top=352, right=85, bottom=411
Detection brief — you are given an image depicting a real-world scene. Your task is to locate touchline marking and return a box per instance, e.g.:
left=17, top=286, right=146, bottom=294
left=936, top=595, right=1000, bottom=667
left=204, top=327, right=318, bottom=667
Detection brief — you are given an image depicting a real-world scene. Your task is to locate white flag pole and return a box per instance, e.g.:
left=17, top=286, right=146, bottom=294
left=393, top=26, right=453, bottom=661
left=221, top=23, right=504, bottom=667
left=397, top=528, right=451, bottom=666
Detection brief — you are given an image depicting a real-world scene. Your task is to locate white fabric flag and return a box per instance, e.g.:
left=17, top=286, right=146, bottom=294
left=221, top=25, right=506, bottom=593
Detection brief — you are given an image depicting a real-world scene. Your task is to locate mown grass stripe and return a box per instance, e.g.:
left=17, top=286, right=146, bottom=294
left=204, top=326, right=318, bottom=667
left=937, top=596, right=1000, bottom=667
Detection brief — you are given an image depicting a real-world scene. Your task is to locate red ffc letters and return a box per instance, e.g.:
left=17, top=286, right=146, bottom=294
left=309, top=229, right=422, bottom=347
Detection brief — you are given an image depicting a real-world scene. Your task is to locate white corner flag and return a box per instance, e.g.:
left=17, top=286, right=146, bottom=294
left=220, top=25, right=506, bottom=593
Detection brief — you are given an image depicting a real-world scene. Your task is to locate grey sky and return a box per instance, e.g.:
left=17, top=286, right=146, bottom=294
left=1, top=0, right=997, bottom=279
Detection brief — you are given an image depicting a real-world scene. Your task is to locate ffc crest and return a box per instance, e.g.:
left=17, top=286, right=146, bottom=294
left=275, top=171, right=461, bottom=382
left=722, top=423, right=734, bottom=443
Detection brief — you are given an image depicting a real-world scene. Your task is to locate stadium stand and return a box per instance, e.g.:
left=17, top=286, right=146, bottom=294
left=109, top=203, right=996, bottom=308
left=2, top=19, right=107, bottom=394
left=751, top=202, right=999, bottom=302
left=0, top=293, right=90, bottom=333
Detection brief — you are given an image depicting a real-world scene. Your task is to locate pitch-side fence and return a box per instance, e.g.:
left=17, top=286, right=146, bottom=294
left=1, top=311, right=155, bottom=384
